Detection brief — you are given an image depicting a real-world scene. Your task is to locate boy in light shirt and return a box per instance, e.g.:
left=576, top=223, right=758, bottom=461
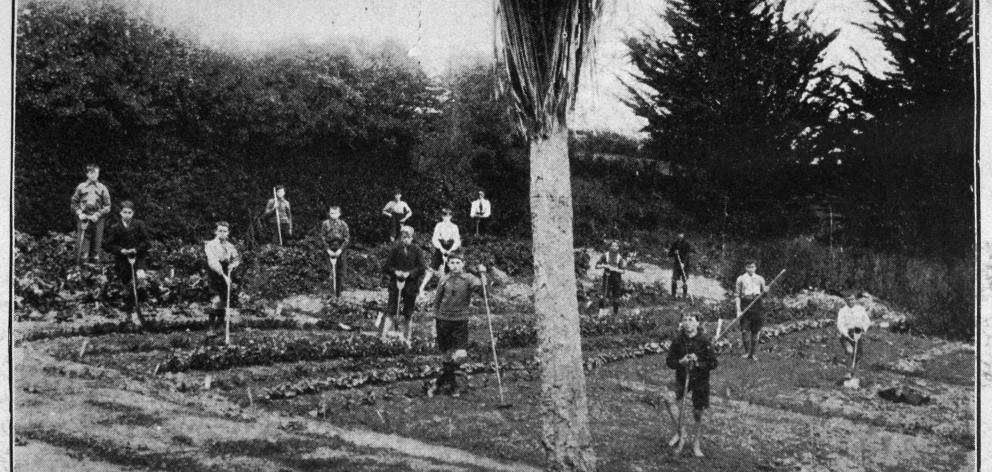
left=836, top=292, right=871, bottom=372
left=420, top=208, right=462, bottom=293
left=735, top=260, right=767, bottom=360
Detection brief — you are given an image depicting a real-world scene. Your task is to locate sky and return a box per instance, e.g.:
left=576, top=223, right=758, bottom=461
left=110, top=0, right=887, bottom=136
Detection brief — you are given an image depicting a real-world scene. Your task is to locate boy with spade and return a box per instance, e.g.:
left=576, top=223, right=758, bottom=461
left=836, top=291, right=871, bottom=376
left=426, top=251, right=487, bottom=397
left=594, top=240, right=627, bottom=316
left=735, top=260, right=767, bottom=360
left=320, top=206, right=350, bottom=297
left=421, top=208, right=462, bottom=294
left=664, top=313, right=717, bottom=457
left=263, top=185, right=293, bottom=245
left=103, top=201, right=150, bottom=327
left=205, top=221, right=241, bottom=334
left=667, top=232, right=695, bottom=299
left=382, top=226, right=426, bottom=341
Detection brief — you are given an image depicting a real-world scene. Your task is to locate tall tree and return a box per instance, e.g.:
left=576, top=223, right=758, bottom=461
left=844, top=0, right=974, bottom=255
left=497, top=1, right=602, bottom=469
left=625, top=0, right=843, bottom=222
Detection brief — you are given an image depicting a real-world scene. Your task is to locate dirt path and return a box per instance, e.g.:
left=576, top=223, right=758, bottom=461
left=582, top=249, right=728, bottom=301
left=14, top=347, right=540, bottom=472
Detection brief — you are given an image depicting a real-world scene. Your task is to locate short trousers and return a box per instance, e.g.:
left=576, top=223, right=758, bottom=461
left=673, top=375, right=710, bottom=410
left=739, top=296, right=763, bottom=333
left=436, top=319, right=469, bottom=353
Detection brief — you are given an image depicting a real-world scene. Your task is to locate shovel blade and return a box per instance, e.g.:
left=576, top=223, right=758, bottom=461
left=843, top=377, right=860, bottom=389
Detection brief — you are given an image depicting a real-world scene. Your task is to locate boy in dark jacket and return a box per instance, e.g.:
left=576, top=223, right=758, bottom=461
left=426, top=251, right=487, bottom=397
left=102, top=201, right=150, bottom=326
left=667, top=233, right=695, bottom=299
left=320, top=206, right=350, bottom=297
left=382, top=226, right=426, bottom=342
left=665, top=313, right=717, bottom=457
left=595, top=240, right=627, bottom=316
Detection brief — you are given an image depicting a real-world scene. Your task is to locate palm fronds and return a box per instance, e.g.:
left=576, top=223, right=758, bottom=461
left=496, top=0, right=603, bottom=138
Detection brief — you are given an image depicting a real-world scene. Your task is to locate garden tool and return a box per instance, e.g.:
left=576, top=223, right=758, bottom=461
left=273, top=187, right=283, bottom=246
left=715, top=268, right=787, bottom=341
left=127, top=254, right=144, bottom=328
left=481, top=276, right=511, bottom=408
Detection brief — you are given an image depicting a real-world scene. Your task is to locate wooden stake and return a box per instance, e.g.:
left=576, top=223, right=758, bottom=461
left=78, top=339, right=89, bottom=359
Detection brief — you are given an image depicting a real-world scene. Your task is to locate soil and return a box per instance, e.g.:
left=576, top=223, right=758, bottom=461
left=13, top=265, right=974, bottom=471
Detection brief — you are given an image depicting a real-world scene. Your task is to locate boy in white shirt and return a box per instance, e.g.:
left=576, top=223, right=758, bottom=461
left=836, top=292, right=871, bottom=372
left=421, top=209, right=462, bottom=293
left=470, top=191, right=492, bottom=236
left=382, top=190, right=412, bottom=242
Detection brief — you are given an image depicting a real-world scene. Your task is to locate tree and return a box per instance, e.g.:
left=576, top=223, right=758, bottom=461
left=497, top=1, right=601, bottom=469
left=844, top=0, right=974, bottom=255
left=625, top=0, right=844, bottom=223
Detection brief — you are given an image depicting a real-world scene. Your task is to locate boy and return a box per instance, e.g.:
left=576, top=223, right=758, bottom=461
left=664, top=313, right=717, bottom=457
left=320, top=206, right=350, bottom=297
left=381, top=190, right=413, bottom=242
left=735, top=260, right=767, bottom=360
left=667, top=233, right=695, bottom=299
left=426, top=252, right=488, bottom=397
left=836, top=291, right=871, bottom=375
left=382, top=226, right=426, bottom=341
left=70, top=164, right=112, bottom=263
left=102, top=201, right=150, bottom=327
left=422, top=208, right=462, bottom=293
left=263, top=185, right=293, bottom=245
left=470, top=191, right=492, bottom=236
left=205, top=221, right=241, bottom=333
left=595, top=240, right=626, bottom=316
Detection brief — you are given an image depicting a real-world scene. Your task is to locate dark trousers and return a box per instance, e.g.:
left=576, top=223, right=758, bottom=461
left=270, top=222, right=292, bottom=244
left=207, top=263, right=238, bottom=328
left=112, top=256, right=145, bottom=311
left=600, top=271, right=623, bottom=314
left=435, top=319, right=470, bottom=393
left=472, top=217, right=489, bottom=235
left=671, top=261, right=689, bottom=296
left=388, top=215, right=404, bottom=241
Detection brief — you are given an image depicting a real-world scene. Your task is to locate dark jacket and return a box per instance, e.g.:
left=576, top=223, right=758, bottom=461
left=433, top=271, right=483, bottom=321
left=103, top=219, right=150, bottom=260
left=666, top=331, right=717, bottom=388
left=667, top=239, right=695, bottom=260
left=384, top=243, right=426, bottom=295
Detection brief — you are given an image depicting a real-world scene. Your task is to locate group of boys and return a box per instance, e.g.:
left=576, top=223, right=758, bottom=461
left=72, top=165, right=874, bottom=454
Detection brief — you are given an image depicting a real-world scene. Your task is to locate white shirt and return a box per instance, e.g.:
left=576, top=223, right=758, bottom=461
left=383, top=200, right=412, bottom=217
left=735, top=273, right=766, bottom=297
left=432, top=220, right=461, bottom=250
left=836, top=305, right=871, bottom=336
left=205, top=238, right=241, bottom=275
left=471, top=198, right=491, bottom=218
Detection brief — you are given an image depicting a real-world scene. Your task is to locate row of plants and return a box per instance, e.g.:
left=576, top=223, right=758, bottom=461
left=495, top=309, right=678, bottom=349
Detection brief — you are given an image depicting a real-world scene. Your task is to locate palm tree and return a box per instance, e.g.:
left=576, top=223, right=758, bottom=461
left=496, top=1, right=602, bottom=470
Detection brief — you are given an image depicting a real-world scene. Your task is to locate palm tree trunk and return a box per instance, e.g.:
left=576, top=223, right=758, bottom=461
left=530, top=122, right=596, bottom=471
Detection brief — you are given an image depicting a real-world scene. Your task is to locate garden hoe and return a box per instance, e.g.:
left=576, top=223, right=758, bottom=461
left=127, top=255, right=144, bottom=328
left=389, top=277, right=406, bottom=340
left=675, top=251, right=694, bottom=303
left=225, top=268, right=232, bottom=346
left=843, top=332, right=862, bottom=389
left=273, top=187, right=283, bottom=246
left=482, top=278, right=512, bottom=409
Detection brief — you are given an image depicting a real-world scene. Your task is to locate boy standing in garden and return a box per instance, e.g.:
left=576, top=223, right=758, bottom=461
left=381, top=189, right=412, bottom=242
left=667, top=232, right=695, bottom=299
left=665, top=313, right=717, bottom=457
left=426, top=252, right=487, bottom=397
left=320, top=205, right=350, bottom=297
left=263, top=185, right=293, bottom=245
left=102, top=200, right=150, bottom=327
left=70, top=164, right=112, bottom=264
left=205, top=221, right=241, bottom=333
left=382, top=226, right=426, bottom=342
left=422, top=208, right=462, bottom=293
left=836, top=291, right=871, bottom=375
left=470, top=190, right=492, bottom=236
left=595, top=240, right=626, bottom=316
left=735, top=259, right=767, bottom=360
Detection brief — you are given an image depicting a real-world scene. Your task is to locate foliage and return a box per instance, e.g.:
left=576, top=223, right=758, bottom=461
left=841, top=0, right=974, bottom=255
left=625, top=0, right=846, bottom=235
left=717, top=237, right=974, bottom=339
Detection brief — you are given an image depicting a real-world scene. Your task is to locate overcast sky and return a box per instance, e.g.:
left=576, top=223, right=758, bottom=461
left=111, top=0, right=887, bottom=136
